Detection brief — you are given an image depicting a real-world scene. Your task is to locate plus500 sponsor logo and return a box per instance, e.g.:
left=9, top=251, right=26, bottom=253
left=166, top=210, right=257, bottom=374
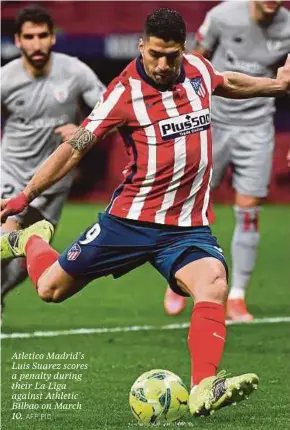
left=159, top=108, right=210, bottom=140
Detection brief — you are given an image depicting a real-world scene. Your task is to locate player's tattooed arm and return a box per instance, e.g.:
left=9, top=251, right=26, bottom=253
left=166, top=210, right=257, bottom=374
left=27, top=188, right=41, bottom=203
left=68, top=126, right=96, bottom=152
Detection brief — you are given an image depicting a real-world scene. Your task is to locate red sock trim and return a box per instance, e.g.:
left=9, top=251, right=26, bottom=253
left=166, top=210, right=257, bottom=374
left=188, top=301, right=226, bottom=386
left=25, top=235, right=59, bottom=289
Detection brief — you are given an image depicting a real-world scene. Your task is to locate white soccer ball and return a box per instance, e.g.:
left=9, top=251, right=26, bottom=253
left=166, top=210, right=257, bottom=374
left=129, top=369, right=189, bottom=424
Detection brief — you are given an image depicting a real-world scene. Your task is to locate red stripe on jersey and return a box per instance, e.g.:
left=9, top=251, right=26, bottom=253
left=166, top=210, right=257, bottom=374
left=111, top=126, right=151, bottom=218
left=168, top=132, right=203, bottom=226
left=162, top=84, right=202, bottom=225
left=161, top=61, right=210, bottom=225
left=109, top=77, right=159, bottom=220
left=136, top=81, right=176, bottom=222
left=107, top=86, right=141, bottom=217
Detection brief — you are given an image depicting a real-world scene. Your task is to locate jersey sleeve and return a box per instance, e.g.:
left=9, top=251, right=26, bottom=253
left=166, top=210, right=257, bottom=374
left=1, top=66, right=8, bottom=102
left=76, top=60, right=106, bottom=109
left=81, top=79, right=128, bottom=139
left=195, top=8, right=220, bottom=52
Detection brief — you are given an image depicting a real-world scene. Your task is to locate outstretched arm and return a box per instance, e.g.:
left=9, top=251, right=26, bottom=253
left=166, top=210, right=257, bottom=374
left=0, top=127, right=96, bottom=223
left=215, top=55, right=290, bottom=99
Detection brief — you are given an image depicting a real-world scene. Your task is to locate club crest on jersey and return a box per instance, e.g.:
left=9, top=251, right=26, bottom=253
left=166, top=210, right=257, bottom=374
left=53, top=87, right=68, bottom=103
left=159, top=108, right=210, bottom=140
left=190, top=77, right=206, bottom=98
left=67, top=243, right=81, bottom=261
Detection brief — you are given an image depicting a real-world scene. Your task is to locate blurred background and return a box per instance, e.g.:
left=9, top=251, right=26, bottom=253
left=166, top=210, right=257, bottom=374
left=2, top=0, right=290, bottom=204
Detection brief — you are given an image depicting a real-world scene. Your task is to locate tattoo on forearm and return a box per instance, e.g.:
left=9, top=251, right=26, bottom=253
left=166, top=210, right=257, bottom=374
left=69, top=126, right=95, bottom=152
left=28, top=189, right=41, bottom=202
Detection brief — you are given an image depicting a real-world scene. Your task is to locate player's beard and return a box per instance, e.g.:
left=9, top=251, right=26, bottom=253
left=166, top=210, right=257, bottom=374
left=21, top=47, right=52, bottom=70
left=258, top=1, right=281, bottom=17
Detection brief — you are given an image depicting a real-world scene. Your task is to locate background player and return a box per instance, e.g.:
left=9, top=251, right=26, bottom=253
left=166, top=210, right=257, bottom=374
left=164, top=0, right=290, bottom=321
left=1, top=4, right=105, bottom=312
left=1, top=7, right=290, bottom=418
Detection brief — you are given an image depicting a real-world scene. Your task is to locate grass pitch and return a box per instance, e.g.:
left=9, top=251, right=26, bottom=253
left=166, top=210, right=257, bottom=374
left=1, top=204, right=290, bottom=429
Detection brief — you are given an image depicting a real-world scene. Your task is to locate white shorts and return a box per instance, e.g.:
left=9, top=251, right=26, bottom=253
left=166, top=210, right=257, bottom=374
left=211, top=120, right=275, bottom=198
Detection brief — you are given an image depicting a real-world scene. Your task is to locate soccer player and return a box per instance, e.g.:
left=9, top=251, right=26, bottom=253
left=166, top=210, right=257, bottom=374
left=1, top=5, right=105, bottom=308
left=2, top=7, right=290, bottom=416
left=164, top=0, right=290, bottom=321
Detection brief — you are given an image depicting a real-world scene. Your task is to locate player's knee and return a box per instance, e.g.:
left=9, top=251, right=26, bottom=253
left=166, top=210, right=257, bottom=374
left=208, top=262, right=228, bottom=299
left=197, top=275, right=228, bottom=304
left=37, top=283, right=65, bottom=303
left=212, top=277, right=228, bottom=302
left=235, top=194, right=261, bottom=208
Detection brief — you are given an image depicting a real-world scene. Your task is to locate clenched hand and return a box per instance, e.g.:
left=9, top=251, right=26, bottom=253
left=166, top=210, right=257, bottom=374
left=54, top=123, right=79, bottom=142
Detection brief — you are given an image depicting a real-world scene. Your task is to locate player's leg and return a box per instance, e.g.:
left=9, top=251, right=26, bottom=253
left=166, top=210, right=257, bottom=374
left=154, top=227, right=259, bottom=416
left=163, top=122, right=231, bottom=316
left=175, top=256, right=228, bottom=386
left=175, top=256, right=258, bottom=416
left=227, top=194, right=260, bottom=321
left=1, top=218, right=28, bottom=319
left=1, top=192, right=67, bottom=308
left=163, top=287, right=187, bottom=316
left=32, top=260, right=87, bottom=303
left=1, top=170, right=30, bottom=305
left=228, top=121, right=274, bottom=321
left=1, top=213, right=155, bottom=303
left=0, top=219, right=93, bottom=302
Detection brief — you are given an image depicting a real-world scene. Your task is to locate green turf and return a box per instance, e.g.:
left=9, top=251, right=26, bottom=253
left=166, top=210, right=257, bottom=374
left=1, top=204, right=290, bottom=429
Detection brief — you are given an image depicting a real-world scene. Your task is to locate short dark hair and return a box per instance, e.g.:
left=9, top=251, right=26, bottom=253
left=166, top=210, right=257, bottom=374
left=144, top=8, right=186, bottom=45
left=15, top=4, right=54, bottom=35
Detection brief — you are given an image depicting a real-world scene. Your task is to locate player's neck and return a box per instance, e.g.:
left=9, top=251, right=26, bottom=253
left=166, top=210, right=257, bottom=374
left=250, top=1, right=275, bottom=27
left=22, top=56, right=52, bottom=78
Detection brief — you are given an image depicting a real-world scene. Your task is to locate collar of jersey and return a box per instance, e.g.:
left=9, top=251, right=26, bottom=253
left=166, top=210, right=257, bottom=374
left=136, top=55, right=185, bottom=92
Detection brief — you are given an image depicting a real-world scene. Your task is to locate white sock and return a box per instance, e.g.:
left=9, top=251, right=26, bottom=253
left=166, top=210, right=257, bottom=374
left=228, top=206, right=260, bottom=301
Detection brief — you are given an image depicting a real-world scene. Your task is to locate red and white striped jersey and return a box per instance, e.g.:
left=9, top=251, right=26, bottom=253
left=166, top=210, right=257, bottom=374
left=82, top=53, right=223, bottom=227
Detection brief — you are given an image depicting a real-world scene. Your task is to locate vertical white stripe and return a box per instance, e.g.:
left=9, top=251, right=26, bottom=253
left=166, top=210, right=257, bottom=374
left=161, top=91, right=179, bottom=116
left=201, top=168, right=212, bottom=225
left=178, top=130, right=208, bottom=226
left=85, top=82, right=125, bottom=133
left=155, top=92, right=186, bottom=224
left=182, top=78, right=202, bottom=111
left=184, top=54, right=212, bottom=110
left=126, top=78, right=157, bottom=220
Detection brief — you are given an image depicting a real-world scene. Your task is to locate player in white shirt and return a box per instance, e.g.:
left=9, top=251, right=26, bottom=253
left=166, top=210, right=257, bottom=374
left=1, top=4, right=105, bottom=313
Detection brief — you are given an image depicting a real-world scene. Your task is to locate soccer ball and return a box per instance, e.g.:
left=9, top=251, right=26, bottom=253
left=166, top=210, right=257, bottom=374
left=129, top=369, right=189, bottom=424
